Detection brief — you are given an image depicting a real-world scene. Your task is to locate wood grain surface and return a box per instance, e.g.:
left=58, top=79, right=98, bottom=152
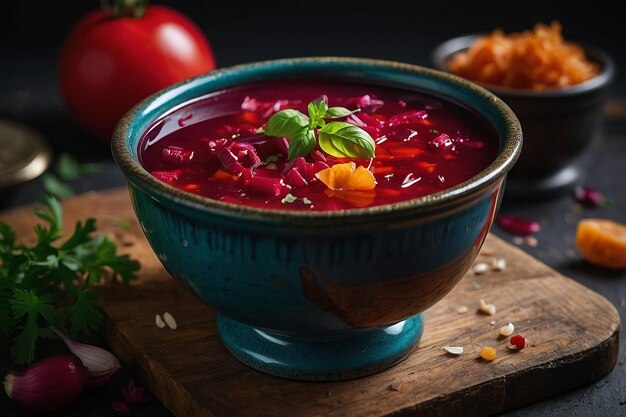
left=0, top=188, right=620, bottom=417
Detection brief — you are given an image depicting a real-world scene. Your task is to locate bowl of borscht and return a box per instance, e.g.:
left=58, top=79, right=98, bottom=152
left=112, top=57, right=522, bottom=381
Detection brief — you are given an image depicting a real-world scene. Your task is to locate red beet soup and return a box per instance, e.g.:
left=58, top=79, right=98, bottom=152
left=139, top=80, right=498, bottom=211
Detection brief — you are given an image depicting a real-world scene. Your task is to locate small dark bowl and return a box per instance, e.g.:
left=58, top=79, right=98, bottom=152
left=432, top=35, right=615, bottom=197
left=112, top=57, right=522, bottom=381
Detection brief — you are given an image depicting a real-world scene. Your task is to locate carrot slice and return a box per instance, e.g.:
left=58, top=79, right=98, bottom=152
left=213, top=169, right=238, bottom=182
left=316, top=162, right=376, bottom=191
left=448, top=22, right=599, bottom=90
left=324, top=189, right=375, bottom=208
left=576, top=219, right=626, bottom=269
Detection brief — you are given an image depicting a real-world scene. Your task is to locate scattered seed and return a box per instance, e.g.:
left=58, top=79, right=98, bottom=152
left=473, top=262, right=489, bottom=275
left=163, top=312, right=178, bottom=330
left=456, top=305, right=469, bottom=314
left=479, top=299, right=496, bottom=316
left=492, top=258, right=507, bottom=271
left=443, top=346, right=464, bottom=355
left=471, top=281, right=482, bottom=290
left=155, top=314, right=166, bottom=329
left=525, top=236, right=538, bottom=247
left=500, top=322, right=515, bottom=336
left=489, top=320, right=496, bottom=326
left=389, top=380, right=403, bottom=391
left=480, top=347, right=497, bottom=361
left=512, top=237, right=524, bottom=245
left=621, top=298, right=625, bottom=308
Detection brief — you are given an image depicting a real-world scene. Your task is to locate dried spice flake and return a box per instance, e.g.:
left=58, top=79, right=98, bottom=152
left=509, top=335, right=526, bottom=350
left=492, top=258, right=507, bottom=271
left=479, top=299, right=496, bottom=316
left=480, top=347, right=497, bottom=361
left=389, top=380, right=404, bottom=391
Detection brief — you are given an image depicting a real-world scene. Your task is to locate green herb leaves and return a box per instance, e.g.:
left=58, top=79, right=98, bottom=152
left=0, top=196, right=140, bottom=364
left=265, top=96, right=374, bottom=160
left=318, top=122, right=376, bottom=159
left=265, top=109, right=310, bottom=138
left=42, top=153, right=102, bottom=199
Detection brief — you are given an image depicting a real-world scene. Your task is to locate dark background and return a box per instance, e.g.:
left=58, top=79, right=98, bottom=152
left=1, top=0, right=624, bottom=161
left=1, top=1, right=625, bottom=416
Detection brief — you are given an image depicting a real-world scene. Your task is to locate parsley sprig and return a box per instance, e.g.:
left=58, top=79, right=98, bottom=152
left=265, top=96, right=375, bottom=160
left=0, top=195, right=140, bottom=364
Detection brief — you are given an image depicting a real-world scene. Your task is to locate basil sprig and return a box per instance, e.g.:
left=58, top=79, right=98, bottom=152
left=265, top=96, right=375, bottom=160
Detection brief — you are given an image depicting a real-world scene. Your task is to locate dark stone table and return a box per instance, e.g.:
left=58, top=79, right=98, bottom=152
left=1, top=1, right=624, bottom=416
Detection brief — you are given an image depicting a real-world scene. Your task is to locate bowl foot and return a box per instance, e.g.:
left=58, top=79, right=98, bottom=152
left=505, top=164, right=583, bottom=199
left=216, top=314, right=424, bottom=381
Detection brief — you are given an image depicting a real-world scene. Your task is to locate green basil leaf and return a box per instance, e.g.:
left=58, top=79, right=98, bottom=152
left=288, top=128, right=316, bottom=160
left=325, top=107, right=360, bottom=119
left=318, top=122, right=375, bottom=159
left=265, top=109, right=309, bottom=138
left=307, top=96, right=328, bottom=123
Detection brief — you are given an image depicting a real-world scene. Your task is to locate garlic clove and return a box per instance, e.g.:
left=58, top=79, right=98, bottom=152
left=4, top=355, right=87, bottom=411
left=500, top=322, right=515, bottom=336
left=52, top=327, right=120, bottom=388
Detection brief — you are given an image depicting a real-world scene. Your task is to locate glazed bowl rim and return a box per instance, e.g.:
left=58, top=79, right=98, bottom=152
left=430, top=34, right=616, bottom=98
left=112, top=56, right=522, bottom=223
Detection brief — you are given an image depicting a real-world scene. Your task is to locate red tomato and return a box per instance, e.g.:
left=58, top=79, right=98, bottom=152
left=59, top=5, right=216, bottom=141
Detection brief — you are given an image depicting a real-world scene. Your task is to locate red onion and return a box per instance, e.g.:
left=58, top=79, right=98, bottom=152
left=496, top=215, right=541, bottom=236
left=3, top=355, right=87, bottom=411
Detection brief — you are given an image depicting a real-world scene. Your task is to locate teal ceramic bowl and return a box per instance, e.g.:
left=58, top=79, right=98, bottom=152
left=112, top=57, right=522, bottom=381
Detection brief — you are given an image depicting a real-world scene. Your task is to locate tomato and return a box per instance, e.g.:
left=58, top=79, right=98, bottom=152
left=58, top=5, right=216, bottom=141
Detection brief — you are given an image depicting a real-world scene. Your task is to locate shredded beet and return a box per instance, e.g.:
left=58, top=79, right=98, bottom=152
left=140, top=80, right=499, bottom=210
left=284, top=167, right=309, bottom=188
left=218, top=148, right=245, bottom=176
left=162, top=146, right=194, bottom=165
left=151, top=170, right=181, bottom=184
left=248, top=175, right=290, bottom=196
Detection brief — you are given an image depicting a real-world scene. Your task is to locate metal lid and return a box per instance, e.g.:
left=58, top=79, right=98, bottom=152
left=0, top=119, right=52, bottom=188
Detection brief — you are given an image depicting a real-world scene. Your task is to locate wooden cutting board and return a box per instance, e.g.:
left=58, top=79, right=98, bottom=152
left=0, top=188, right=620, bottom=417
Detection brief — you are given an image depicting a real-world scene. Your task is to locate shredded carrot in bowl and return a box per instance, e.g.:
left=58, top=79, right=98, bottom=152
left=447, top=22, right=600, bottom=90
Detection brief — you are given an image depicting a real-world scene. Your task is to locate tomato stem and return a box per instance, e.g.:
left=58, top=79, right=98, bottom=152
left=101, top=0, right=148, bottom=18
